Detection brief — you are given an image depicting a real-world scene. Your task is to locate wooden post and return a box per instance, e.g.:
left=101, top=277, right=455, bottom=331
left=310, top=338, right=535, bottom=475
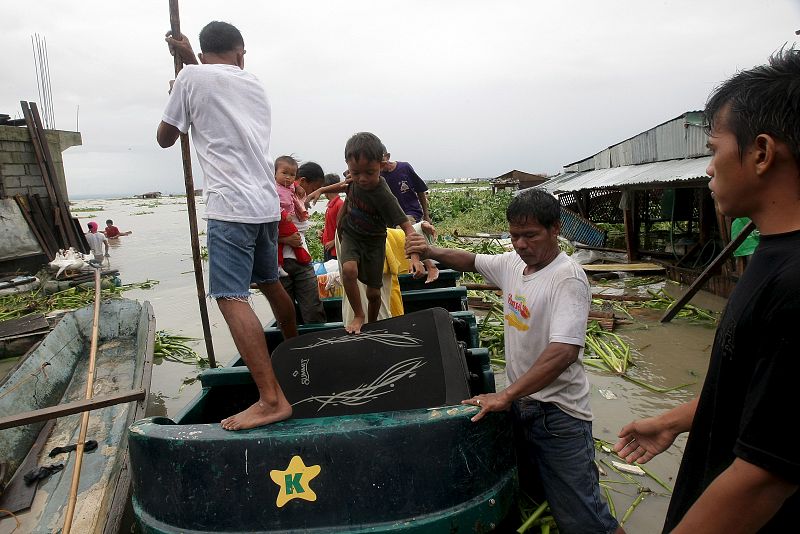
left=661, top=220, right=755, bottom=323
left=623, top=190, right=639, bottom=262
left=168, top=0, right=216, bottom=368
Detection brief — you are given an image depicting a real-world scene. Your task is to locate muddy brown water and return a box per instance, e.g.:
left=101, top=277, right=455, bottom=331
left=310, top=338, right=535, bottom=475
left=20, top=198, right=725, bottom=533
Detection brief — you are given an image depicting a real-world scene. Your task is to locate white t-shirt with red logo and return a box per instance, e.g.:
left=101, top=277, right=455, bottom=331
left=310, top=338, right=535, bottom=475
left=475, top=251, right=592, bottom=420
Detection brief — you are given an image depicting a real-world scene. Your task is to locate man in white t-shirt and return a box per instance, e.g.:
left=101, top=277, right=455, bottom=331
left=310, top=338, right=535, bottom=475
left=405, top=189, right=622, bottom=534
left=157, top=21, right=297, bottom=431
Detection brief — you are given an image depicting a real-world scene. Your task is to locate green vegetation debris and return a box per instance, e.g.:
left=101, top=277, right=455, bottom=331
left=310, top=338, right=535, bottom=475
left=0, top=279, right=159, bottom=321
left=154, top=331, right=207, bottom=366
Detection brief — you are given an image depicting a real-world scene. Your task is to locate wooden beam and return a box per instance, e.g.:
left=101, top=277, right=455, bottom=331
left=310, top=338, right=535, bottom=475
left=29, top=102, right=83, bottom=251
left=14, top=194, right=53, bottom=259
left=0, top=389, right=146, bottom=430
left=661, top=220, right=755, bottom=323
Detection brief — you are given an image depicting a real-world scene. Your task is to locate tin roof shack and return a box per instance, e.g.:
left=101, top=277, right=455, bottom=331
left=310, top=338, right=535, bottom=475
left=538, top=112, right=738, bottom=297
left=0, top=120, right=82, bottom=273
left=491, top=170, right=547, bottom=194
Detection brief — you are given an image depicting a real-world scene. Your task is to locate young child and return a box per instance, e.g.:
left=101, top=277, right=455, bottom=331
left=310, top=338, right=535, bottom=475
left=274, top=156, right=312, bottom=271
left=321, top=173, right=343, bottom=262
left=338, top=132, right=424, bottom=334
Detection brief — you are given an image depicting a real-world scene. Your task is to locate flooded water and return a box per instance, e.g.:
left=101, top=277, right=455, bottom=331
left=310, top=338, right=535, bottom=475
left=68, top=197, right=721, bottom=533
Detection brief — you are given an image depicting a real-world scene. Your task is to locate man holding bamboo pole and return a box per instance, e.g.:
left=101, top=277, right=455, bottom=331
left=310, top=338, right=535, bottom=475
left=615, top=48, right=800, bottom=532
left=157, top=21, right=297, bottom=430
left=405, top=189, right=622, bottom=534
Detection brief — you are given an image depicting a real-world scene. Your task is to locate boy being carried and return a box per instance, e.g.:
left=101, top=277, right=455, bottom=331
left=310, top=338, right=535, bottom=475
left=338, top=132, right=424, bottom=334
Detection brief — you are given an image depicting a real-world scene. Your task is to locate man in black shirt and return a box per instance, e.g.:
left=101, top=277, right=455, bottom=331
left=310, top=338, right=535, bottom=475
left=615, top=48, right=800, bottom=533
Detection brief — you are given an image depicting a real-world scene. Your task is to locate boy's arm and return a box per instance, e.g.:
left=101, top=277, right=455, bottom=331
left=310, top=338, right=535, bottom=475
left=307, top=181, right=349, bottom=205
left=417, top=191, right=431, bottom=223
left=399, top=221, right=425, bottom=276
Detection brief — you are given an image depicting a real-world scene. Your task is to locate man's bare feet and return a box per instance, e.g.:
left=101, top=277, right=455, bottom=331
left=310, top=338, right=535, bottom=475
left=346, top=315, right=365, bottom=334
left=221, top=397, right=292, bottom=431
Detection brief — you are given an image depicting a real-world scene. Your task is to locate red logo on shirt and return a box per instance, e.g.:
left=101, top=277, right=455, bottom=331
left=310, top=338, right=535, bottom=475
left=507, top=293, right=531, bottom=319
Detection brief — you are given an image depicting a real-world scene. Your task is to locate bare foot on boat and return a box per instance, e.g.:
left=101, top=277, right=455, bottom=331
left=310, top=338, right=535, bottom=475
left=345, top=315, right=365, bottom=334
left=221, top=397, right=292, bottom=431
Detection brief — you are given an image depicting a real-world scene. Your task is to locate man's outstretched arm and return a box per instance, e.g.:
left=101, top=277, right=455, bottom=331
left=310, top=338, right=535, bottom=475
left=405, top=233, right=476, bottom=273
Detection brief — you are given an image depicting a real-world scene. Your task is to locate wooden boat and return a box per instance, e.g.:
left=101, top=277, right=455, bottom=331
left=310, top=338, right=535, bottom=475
left=0, top=298, right=155, bottom=534
left=129, top=303, right=516, bottom=533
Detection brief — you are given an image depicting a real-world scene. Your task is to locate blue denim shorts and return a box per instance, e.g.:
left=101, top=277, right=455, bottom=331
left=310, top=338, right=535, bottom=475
left=207, top=219, right=279, bottom=299
left=512, top=400, right=619, bottom=534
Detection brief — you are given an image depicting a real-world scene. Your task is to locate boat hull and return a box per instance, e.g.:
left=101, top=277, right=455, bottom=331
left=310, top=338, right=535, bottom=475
left=0, top=298, right=155, bottom=534
left=130, top=407, right=516, bottom=533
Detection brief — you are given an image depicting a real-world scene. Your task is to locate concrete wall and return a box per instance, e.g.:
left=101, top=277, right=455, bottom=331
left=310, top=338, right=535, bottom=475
left=0, top=125, right=82, bottom=202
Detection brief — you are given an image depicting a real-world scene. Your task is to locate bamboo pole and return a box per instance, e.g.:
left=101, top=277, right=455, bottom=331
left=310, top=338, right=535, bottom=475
left=62, top=264, right=102, bottom=534
left=168, top=0, right=216, bottom=367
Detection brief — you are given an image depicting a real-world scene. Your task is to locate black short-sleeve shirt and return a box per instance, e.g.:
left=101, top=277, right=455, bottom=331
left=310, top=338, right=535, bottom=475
left=664, top=229, right=800, bottom=532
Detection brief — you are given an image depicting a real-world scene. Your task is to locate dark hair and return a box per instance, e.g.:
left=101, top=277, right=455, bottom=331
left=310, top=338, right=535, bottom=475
left=199, top=21, right=244, bottom=54
left=323, top=173, right=340, bottom=186
left=274, top=155, right=298, bottom=170
left=506, top=189, right=560, bottom=228
left=106, top=219, right=113, bottom=225
left=344, top=132, right=384, bottom=163
left=705, top=46, right=800, bottom=166
left=297, top=162, right=324, bottom=184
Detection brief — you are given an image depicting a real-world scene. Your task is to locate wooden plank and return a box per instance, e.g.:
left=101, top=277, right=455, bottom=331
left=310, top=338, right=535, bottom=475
left=30, top=194, right=60, bottom=256
left=13, top=194, right=53, bottom=259
left=661, top=220, right=755, bottom=323
left=0, top=420, right=56, bottom=514
left=0, top=313, right=48, bottom=338
left=30, top=102, right=82, bottom=250
left=72, top=217, right=90, bottom=254
left=20, top=101, right=68, bottom=249
left=0, top=389, right=146, bottom=430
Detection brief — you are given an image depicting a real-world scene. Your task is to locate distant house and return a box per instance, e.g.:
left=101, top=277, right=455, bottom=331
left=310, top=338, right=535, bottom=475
left=491, top=170, right=547, bottom=194
left=137, top=191, right=162, bottom=199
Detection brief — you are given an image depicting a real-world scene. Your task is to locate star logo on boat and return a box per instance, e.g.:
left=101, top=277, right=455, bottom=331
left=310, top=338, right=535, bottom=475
left=269, top=455, right=321, bottom=507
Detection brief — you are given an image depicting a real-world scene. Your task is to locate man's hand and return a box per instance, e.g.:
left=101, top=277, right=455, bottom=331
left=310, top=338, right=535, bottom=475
left=614, top=415, right=680, bottom=464
left=165, top=31, right=198, bottom=65
left=278, top=232, right=302, bottom=248
left=462, top=392, right=512, bottom=422
left=405, top=233, right=430, bottom=259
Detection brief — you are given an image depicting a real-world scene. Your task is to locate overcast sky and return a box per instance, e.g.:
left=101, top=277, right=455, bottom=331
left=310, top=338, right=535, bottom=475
left=1, top=1, right=797, bottom=197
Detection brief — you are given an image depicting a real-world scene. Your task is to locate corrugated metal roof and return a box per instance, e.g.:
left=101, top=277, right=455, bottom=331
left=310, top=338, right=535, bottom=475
left=563, top=111, right=709, bottom=171
left=537, top=156, right=711, bottom=193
